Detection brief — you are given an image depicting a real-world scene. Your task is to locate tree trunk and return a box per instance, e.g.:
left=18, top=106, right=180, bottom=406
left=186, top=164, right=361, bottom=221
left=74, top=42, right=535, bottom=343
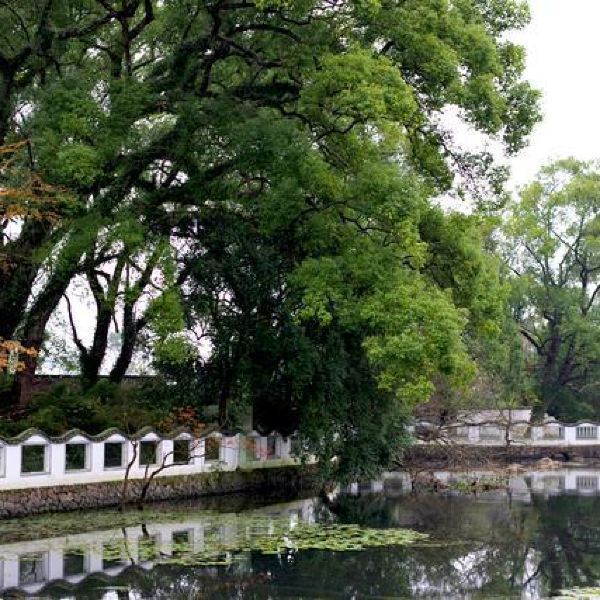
left=533, top=328, right=562, bottom=421
left=7, top=259, right=79, bottom=407
left=0, top=221, right=51, bottom=339
left=79, top=311, right=112, bottom=388
left=10, top=347, right=38, bottom=409
left=0, top=74, right=14, bottom=146
left=80, top=306, right=115, bottom=388
left=218, top=384, right=229, bottom=429
left=109, top=302, right=139, bottom=384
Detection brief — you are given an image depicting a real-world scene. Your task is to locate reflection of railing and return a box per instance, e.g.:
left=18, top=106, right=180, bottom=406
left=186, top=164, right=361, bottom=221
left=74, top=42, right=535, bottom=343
left=0, top=429, right=305, bottom=492
left=576, top=475, right=599, bottom=491
left=528, top=470, right=600, bottom=496
left=380, top=468, right=600, bottom=498
left=0, top=499, right=317, bottom=596
left=448, top=426, right=469, bottom=439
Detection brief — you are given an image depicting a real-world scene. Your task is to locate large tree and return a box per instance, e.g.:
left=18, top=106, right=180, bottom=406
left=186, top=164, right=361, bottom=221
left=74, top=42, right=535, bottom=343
left=1, top=0, right=540, bottom=478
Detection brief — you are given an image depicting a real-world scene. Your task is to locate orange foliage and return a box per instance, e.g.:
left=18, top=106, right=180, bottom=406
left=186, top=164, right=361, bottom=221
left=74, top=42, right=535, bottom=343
left=0, top=338, right=37, bottom=374
left=1, top=141, right=71, bottom=275
left=0, top=140, right=69, bottom=223
left=158, top=406, right=205, bottom=435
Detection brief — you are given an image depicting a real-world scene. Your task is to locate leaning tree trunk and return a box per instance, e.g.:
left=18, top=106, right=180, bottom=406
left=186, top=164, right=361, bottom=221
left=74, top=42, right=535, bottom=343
left=80, top=262, right=126, bottom=388
left=109, top=305, right=144, bottom=384
left=0, top=221, right=51, bottom=340
left=8, top=259, right=78, bottom=407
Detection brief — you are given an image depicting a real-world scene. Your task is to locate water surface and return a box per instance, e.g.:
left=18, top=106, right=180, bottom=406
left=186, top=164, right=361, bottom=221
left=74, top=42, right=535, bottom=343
left=2, top=466, right=600, bottom=599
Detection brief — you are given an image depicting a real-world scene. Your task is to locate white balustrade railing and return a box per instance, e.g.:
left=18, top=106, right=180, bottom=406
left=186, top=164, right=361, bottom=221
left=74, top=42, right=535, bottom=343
left=412, top=420, right=600, bottom=447
left=0, top=429, right=299, bottom=491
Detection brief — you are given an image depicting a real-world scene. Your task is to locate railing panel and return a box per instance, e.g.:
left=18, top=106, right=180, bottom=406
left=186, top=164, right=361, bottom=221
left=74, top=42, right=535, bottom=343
left=479, top=425, right=503, bottom=442
left=542, top=424, right=564, bottom=440
left=576, top=425, right=598, bottom=440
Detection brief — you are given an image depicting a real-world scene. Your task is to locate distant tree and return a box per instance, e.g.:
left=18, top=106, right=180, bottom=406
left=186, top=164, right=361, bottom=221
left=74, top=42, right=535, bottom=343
left=504, top=159, right=600, bottom=420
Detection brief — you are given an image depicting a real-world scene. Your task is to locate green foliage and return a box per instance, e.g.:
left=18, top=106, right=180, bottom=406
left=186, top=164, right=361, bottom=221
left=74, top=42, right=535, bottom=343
left=360, top=275, right=473, bottom=402
left=503, top=159, right=600, bottom=419
left=146, top=290, right=186, bottom=339
left=0, top=381, right=167, bottom=437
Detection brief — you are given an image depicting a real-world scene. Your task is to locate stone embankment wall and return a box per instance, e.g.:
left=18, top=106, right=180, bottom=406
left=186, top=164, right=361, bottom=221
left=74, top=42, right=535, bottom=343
left=404, top=443, right=600, bottom=468
left=0, top=464, right=319, bottom=519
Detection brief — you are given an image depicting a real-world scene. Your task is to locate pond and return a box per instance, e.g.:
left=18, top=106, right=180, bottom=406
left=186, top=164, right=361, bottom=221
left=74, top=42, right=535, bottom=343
left=1, top=466, right=600, bottom=598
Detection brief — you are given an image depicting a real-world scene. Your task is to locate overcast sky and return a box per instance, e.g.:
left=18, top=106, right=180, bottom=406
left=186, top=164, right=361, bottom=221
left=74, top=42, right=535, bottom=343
left=508, top=0, right=600, bottom=188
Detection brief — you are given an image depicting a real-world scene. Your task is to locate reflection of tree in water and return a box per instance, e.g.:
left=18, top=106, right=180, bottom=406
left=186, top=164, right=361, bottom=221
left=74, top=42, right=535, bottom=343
left=317, top=492, right=396, bottom=527
left=39, top=563, right=272, bottom=599
left=322, top=493, right=540, bottom=598
left=306, top=491, right=600, bottom=598
left=397, top=492, right=600, bottom=598
left=532, top=495, right=600, bottom=595
left=22, top=492, right=600, bottom=599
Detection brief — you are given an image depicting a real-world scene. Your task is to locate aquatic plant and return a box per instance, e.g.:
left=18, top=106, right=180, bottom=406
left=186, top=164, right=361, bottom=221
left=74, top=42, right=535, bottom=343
left=94, top=515, right=427, bottom=568
left=253, top=523, right=427, bottom=554
left=556, top=588, right=600, bottom=599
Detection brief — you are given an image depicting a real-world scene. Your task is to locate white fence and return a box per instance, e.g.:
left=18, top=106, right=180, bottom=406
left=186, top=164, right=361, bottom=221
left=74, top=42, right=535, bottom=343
left=411, top=420, right=600, bottom=447
left=0, top=429, right=298, bottom=491
left=4, top=418, right=598, bottom=493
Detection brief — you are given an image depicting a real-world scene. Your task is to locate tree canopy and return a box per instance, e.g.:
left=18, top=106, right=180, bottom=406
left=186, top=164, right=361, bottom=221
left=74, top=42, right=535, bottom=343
left=0, top=0, right=540, bottom=479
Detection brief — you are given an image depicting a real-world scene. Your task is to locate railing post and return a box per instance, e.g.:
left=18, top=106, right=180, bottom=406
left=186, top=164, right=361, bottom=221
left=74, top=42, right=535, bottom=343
left=162, top=439, right=174, bottom=467
left=90, top=440, right=104, bottom=474
left=563, top=425, right=577, bottom=445
left=280, top=437, right=292, bottom=460
left=48, top=548, right=63, bottom=580
left=3, top=557, right=19, bottom=588
left=222, top=435, right=239, bottom=470
left=4, top=444, right=21, bottom=481
left=468, top=426, right=480, bottom=444
left=193, top=438, right=205, bottom=471
left=50, top=443, right=65, bottom=476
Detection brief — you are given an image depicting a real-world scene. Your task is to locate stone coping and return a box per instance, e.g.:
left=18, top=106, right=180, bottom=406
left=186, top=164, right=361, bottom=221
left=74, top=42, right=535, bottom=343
left=423, top=419, right=600, bottom=426
left=0, top=424, right=289, bottom=445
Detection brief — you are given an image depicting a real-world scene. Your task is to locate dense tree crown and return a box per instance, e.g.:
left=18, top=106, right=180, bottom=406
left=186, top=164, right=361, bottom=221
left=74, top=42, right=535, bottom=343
left=0, top=0, right=540, bottom=478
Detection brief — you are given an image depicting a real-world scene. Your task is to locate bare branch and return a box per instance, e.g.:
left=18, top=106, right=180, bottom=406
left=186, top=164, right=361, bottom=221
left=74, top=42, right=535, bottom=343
left=63, top=293, right=87, bottom=356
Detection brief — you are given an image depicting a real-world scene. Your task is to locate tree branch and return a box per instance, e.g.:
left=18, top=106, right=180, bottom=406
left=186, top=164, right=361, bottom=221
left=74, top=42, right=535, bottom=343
left=520, top=327, right=543, bottom=353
